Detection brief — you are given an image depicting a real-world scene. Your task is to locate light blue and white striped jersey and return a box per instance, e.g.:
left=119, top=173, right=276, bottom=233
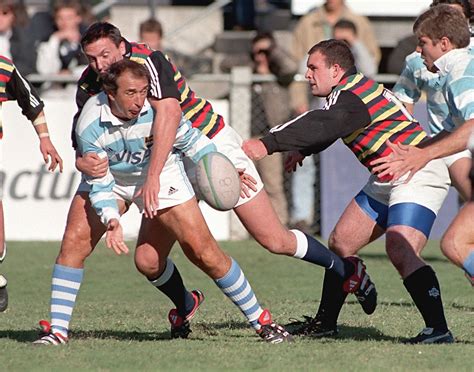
left=393, top=37, right=474, bottom=135
left=75, top=92, right=216, bottom=224
left=434, top=48, right=474, bottom=131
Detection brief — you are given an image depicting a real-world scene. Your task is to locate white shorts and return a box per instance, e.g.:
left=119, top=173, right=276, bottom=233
left=443, top=149, right=471, bottom=168
left=77, top=153, right=195, bottom=212
left=185, top=125, right=264, bottom=207
left=362, top=158, right=450, bottom=213
left=356, top=158, right=450, bottom=237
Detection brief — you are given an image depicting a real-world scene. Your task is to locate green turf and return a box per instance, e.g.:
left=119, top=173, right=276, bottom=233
left=0, top=240, right=472, bottom=371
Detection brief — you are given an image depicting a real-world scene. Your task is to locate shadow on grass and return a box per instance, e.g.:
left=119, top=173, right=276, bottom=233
left=0, top=329, right=171, bottom=343
left=359, top=252, right=446, bottom=263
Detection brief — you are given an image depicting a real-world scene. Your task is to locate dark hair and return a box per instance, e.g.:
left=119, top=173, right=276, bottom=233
left=52, top=0, right=82, bottom=16
left=139, top=18, right=163, bottom=38
left=81, top=21, right=122, bottom=49
left=308, top=39, right=355, bottom=71
left=252, top=31, right=275, bottom=46
left=334, top=19, right=357, bottom=35
left=102, top=59, right=150, bottom=95
left=430, top=0, right=472, bottom=19
left=414, top=4, right=470, bottom=48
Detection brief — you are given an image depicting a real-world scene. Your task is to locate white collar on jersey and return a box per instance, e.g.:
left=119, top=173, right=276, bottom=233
left=434, top=48, right=470, bottom=77
left=100, top=96, right=152, bottom=126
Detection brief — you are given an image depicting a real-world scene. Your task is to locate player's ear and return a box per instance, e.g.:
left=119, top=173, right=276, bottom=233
left=119, top=40, right=126, bottom=56
left=439, top=36, right=452, bottom=52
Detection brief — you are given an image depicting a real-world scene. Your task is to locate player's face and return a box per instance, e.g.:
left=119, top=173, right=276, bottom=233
left=108, top=71, right=149, bottom=121
left=305, top=51, right=338, bottom=97
left=416, top=36, right=445, bottom=73
left=83, top=37, right=126, bottom=74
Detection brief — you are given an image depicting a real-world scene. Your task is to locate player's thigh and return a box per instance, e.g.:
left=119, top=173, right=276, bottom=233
left=329, top=197, right=385, bottom=256
left=135, top=215, right=177, bottom=273
left=234, top=189, right=294, bottom=254
left=441, top=202, right=474, bottom=264
left=156, top=197, right=229, bottom=275
left=447, top=155, right=472, bottom=201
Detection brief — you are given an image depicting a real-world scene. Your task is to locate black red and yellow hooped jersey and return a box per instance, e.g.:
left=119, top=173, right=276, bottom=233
left=73, top=40, right=224, bottom=148
left=0, top=55, right=44, bottom=139
left=261, top=67, right=427, bottom=173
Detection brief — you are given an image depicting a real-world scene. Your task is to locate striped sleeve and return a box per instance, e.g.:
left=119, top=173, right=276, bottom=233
left=76, top=124, right=120, bottom=226
left=449, top=75, right=474, bottom=121
left=145, top=51, right=180, bottom=100
left=174, top=114, right=216, bottom=163
left=6, top=68, right=44, bottom=121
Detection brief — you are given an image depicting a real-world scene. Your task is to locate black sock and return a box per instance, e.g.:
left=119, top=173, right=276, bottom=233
left=403, top=265, right=448, bottom=332
left=315, top=269, right=348, bottom=327
left=150, top=259, right=194, bottom=317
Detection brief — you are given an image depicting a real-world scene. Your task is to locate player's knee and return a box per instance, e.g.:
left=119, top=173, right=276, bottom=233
left=58, top=227, right=93, bottom=265
left=440, top=230, right=457, bottom=261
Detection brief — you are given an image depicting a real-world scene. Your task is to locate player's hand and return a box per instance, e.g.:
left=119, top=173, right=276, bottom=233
left=76, top=153, right=108, bottom=178
left=105, top=219, right=129, bottom=255
left=39, top=137, right=63, bottom=173
left=370, top=140, right=428, bottom=182
left=237, top=168, right=257, bottom=198
left=284, top=151, right=305, bottom=173
left=134, top=176, right=160, bottom=219
left=242, top=139, right=268, bottom=161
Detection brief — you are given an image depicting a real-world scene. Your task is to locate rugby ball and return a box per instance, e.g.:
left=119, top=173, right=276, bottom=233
left=195, top=152, right=241, bottom=211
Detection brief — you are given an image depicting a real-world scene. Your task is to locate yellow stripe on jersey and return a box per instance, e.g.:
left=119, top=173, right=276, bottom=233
left=341, top=73, right=364, bottom=91
left=344, top=126, right=366, bottom=144
left=410, top=131, right=427, bottom=146
left=200, top=114, right=218, bottom=136
left=357, top=120, right=413, bottom=161
left=373, top=104, right=400, bottom=123
left=183, top=100, right=206, bottom=121
left=130, top=56, right=147, bottom=65
left=361, top=84, right=384, bottom=105
left=0, top=61, right=14, bottom=73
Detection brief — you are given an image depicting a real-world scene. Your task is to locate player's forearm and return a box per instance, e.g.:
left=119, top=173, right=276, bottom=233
left=31, top=112, right=50, bottom=138
left=424, top=120, right=474, bottom=159
left=148, top=102, right=182, bottom=177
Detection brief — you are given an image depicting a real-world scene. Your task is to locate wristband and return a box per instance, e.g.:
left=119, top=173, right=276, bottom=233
left=38, top=133, right=50, bottom=138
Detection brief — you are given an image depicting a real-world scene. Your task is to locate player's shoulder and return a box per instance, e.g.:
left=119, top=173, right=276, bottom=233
left=76, top=92, right=107, bottom=134
left=0, top=55, right=15, bottom=75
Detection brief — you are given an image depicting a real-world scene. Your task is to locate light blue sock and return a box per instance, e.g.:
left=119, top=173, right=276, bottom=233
left=214, top=258, right=263, bottom=330
left=462, top=251, right=474, bottom=276
left=50, top=264, right=84, bottom=338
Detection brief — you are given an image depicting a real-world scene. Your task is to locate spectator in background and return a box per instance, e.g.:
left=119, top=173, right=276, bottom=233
left=139, top=18, right=211, bottom=76
left=288, top=0, right=380, bottom=234
left=333, top=19, right=377, bottom=77
left=0, top=0, right=36, bottom=75
left=36, top=0, right=88, bottom=77
left=250, top=32, right=297, bottom=225
left=139, top=18, right=163, bottom=51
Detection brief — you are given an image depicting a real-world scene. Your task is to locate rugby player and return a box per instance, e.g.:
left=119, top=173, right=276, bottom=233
left=243, top=39, right=454, bottom=343
left=33, top=60, right=293, bottom=345
left=0, top=55, right=63, bottom=312
left=372, top=5, right=474, bottom=287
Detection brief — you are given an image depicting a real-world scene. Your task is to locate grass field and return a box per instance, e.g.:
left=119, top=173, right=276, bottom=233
left=0, top=240, right=472, bottom=371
